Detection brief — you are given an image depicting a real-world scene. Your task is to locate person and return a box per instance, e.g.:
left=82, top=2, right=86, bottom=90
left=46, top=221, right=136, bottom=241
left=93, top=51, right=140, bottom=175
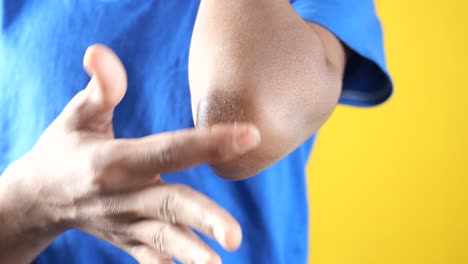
left=0, top=0, right=392, bottom=263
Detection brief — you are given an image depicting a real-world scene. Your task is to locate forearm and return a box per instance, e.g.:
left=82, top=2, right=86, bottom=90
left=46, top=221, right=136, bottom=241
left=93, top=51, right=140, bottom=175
left=190, top=0, right=346, bottom=179
left=0, top=163, right=63, bottom=263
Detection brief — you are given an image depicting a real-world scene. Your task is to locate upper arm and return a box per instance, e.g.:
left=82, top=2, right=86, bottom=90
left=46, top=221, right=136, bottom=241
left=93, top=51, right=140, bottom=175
left=306, top=23, right=349, bottom=77
left=291, top=0, right=393, bottom=106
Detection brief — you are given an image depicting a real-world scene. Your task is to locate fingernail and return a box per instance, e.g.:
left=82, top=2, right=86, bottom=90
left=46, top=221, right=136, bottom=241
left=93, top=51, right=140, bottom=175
left=233, top=126, right=261, bottom=154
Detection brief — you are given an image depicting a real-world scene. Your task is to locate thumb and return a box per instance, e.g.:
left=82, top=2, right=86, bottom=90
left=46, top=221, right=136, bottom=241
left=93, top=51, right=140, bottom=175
left=83, top=44, right=127, bottom=113
left=63, top=44, right=127, bottom=131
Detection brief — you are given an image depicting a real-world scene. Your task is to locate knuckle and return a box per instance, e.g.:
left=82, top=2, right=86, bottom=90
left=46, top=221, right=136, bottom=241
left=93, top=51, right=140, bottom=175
left=101, top=199, right=125, bottom=217
left=157, top=184, right=192, bottom=223
left=152, top=224, right=171, bottom=253
left=158, top=191, right=178, bottom=223
left=153, top=133, right=183, bottom=167
left=154, top=142, right=174, bottom=167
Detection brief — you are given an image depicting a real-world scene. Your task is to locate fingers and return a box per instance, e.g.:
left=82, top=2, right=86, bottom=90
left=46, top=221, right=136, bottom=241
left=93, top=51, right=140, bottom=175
left=92, top=183, right=239, bottom=263
left=62, top=44, right=127, bottom=131
left=128, top=221, right=221, bottom=264
left=92, top=123, right=260, bottom=192
left=97, top=123, right=260, bottom=179
left=135, top=184, right=242, bottom=251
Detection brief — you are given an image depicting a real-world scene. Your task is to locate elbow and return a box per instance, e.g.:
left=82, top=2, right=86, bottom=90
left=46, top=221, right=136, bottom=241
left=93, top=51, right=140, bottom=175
left=189, top=41, right=342, bottom=181
left=194, top=90, right=280, bottom=180
left=193, top=83, right=337, bottom=181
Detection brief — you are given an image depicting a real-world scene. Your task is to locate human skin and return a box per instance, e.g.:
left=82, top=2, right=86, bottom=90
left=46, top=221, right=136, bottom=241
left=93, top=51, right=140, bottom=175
left=190, top=0, right=347, bottom=180
left=0, top=0, right=347, bottom=263
left=0, top=45, right=260, bottom=264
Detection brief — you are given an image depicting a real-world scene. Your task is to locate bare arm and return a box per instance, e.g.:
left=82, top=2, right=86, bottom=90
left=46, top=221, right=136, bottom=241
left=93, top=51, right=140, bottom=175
left=189, top=0, right=347, bottom=180
left=0, top=166, right=64, bottom=263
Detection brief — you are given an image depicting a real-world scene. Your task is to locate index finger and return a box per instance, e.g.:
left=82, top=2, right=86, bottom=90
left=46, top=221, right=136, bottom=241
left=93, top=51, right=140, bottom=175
left=102, top=123, right=260, bottom=177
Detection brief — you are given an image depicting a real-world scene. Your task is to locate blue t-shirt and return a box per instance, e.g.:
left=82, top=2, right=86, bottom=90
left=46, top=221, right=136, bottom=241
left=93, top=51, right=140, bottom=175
left=0, top=1, right=392, bottom=263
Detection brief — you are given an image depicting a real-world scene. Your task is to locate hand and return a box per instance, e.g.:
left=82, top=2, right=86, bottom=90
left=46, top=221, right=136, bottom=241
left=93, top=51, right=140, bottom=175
left=4, top=45, right=261, bottom=264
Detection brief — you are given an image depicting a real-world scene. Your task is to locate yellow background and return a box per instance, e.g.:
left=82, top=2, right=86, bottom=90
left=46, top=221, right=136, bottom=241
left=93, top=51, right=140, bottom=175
left=307, top=0, right=468, bottom=263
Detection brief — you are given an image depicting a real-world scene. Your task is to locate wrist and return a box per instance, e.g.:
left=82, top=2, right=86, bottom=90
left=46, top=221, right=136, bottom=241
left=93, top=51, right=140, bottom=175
left=0, top=160, right=68, bottom=238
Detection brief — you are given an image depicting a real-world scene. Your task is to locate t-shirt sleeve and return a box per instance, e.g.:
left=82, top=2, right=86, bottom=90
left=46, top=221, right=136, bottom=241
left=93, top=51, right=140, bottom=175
left=291, top=0, right=393, bottom=107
